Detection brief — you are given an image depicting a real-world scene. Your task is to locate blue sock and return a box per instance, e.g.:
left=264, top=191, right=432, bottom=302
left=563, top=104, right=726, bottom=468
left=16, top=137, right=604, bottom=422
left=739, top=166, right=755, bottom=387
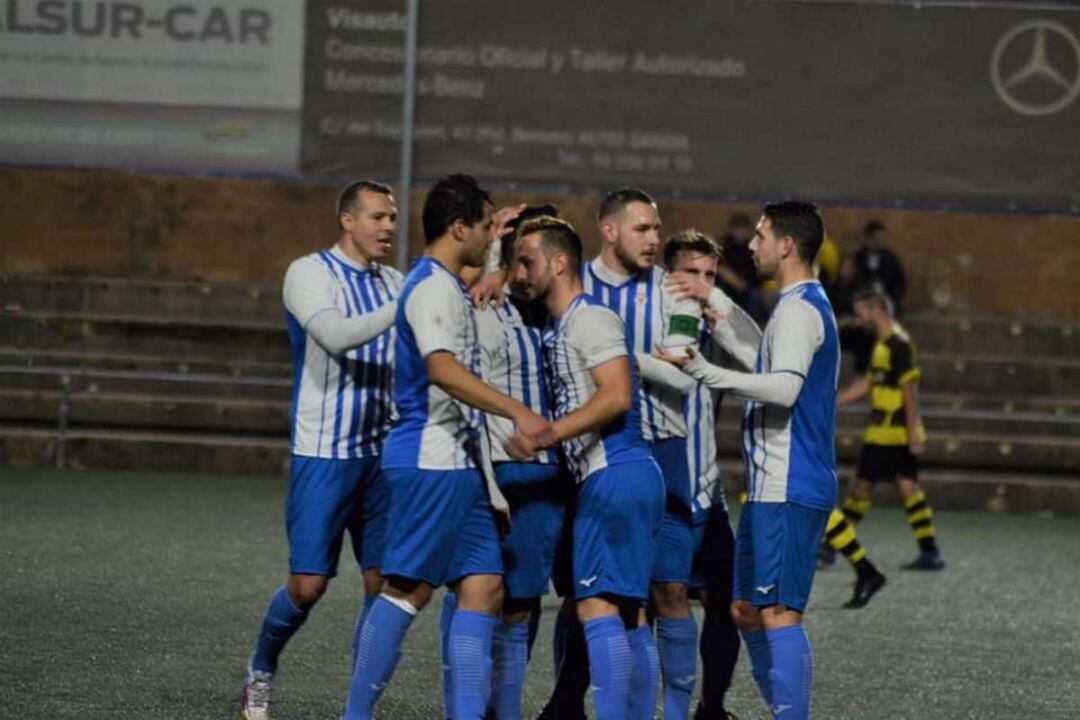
left=250, top=586, right=309, bottom=675
left=440, top=592, right=457, bottom=718
left=699, top=612, right=739, bottom=714
left=627, top=625, right=660, bottom=720
left=766, top=624, right=813, bottom=719
left=742, top=628, right=773, bottom=708
left=344, top=596, right=416, bottom=720
left=584, top=616, right=632, bottom=720
left=352, top=594, right=378, bottom=666
left=491, top=621, right=530, bottom=720
left=656, top=616, right=697, bottom=720
left=449, top=609, right=498, bottom=720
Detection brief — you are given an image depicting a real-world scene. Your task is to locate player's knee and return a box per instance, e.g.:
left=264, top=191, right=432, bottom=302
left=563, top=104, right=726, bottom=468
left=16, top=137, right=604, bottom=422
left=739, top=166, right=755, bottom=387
left=731, top=600, right=760, bottom=633
left=457, top=574, right=504, bottom=615
left=287, top=575, right=329, bottom=608
left=897, top=478, right=919, bottom=500
left=502, top=596, right=538, bottom=624
left=383, top=575, right=434, bottom=611
left=651, top=581, right=691, bottom=618
left=362, top=568, right=383, bottom=598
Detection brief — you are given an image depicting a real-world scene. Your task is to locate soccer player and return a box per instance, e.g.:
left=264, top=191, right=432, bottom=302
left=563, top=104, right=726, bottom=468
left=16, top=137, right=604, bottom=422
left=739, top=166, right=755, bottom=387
left=509, top=215, right=665, bottom=720
left=241, top=180, right=403, bottom=720
left=442, top=205, right=566, bottom=720
left=344, top=174, right=553, bottom=720
left=838, top=289, right=945, bottom=570
left=657, top=230, right=758, bottom=719
left=579, top=189, right=699, bottom=720
left=657, top=201, right=839, bottom=719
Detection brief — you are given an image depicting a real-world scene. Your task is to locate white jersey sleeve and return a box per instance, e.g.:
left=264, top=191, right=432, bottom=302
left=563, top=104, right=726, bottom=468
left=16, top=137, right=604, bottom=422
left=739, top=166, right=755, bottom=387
left=284, top=256, right=397, bottom=355
left=405, top=271, right=467, bottom=358
left=768, top=298, right=824, bottom=379
left=566, top=305, right=627, bottom=369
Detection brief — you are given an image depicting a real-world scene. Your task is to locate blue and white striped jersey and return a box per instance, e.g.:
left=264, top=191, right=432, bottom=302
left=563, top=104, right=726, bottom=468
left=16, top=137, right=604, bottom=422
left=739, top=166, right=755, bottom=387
left=686, top=374, right=725, bottom=517
left=476, top=298, right=556, bottom=464
left=581, top=258, right=686, bottom=442
left=544, top=295, right=653, bottom=482
left=742, top=280, right=839, bottom=511
left=382, top=257, right=484, bottom=471
left=283, top=246, right=402, bottom=459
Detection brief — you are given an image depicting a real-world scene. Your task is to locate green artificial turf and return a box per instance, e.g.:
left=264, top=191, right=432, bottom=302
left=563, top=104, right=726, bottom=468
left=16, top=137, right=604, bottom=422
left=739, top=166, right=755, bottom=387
left=2, top=468, right=1078, bottom=719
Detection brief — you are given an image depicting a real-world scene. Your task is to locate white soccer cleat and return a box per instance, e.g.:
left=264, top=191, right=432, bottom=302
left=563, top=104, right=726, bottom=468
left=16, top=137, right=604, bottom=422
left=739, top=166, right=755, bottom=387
left=241, top=670, right=273, bottom=720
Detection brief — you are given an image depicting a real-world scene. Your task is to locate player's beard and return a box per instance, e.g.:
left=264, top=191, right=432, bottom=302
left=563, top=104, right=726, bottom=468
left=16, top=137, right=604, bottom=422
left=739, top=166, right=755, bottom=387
left=614, top=241, right=650, bottom=275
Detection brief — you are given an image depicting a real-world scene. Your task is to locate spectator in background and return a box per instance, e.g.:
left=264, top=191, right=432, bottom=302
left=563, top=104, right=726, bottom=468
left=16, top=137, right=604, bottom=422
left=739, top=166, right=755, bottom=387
left=716, top=213, right=767, bottom=323
left=853, top=220, right=906, bottom=315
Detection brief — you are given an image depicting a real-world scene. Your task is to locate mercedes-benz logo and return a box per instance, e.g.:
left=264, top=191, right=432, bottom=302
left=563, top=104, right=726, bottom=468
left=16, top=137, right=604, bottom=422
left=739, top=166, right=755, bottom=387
left=991, top=19, right=1080, bottom=117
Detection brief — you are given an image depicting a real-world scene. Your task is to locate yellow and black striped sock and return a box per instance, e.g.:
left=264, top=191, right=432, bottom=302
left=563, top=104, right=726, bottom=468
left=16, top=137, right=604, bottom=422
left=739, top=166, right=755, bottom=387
left=842, top=496, right=872, bottom=525
left=904, top=490, right=939, bottom=554
left=825, top=509, right=877, bottom=577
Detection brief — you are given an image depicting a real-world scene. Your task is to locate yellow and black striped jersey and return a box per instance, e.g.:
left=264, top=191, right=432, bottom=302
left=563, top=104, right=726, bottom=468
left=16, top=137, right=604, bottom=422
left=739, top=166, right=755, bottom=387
left=864, top=323, right=925, bottom=446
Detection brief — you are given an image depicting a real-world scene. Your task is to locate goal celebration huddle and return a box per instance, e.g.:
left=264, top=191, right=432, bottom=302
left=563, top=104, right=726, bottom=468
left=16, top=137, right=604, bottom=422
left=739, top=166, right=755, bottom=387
left=239, top=173, right=913, bottom=720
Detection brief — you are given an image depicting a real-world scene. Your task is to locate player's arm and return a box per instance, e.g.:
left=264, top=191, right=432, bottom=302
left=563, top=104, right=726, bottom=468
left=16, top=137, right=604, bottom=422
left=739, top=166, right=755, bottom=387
left=408, top=277, right=549, bottom=437
left=666, top=273, right=761, bottom=369
left=894, top=341, right=924, bottom=455
left=656, top=299, right=819, bottom=409
left=283, top=258, right=396, bottom=355
left=635, top=352, right=696, bottom=394
left=837, top=376, right=871, bottom=405
left=553, top=357, right=634, bottom=441
left=902, top=380, right=924, bottom=456
left=552, top=306, right=635, bottom=441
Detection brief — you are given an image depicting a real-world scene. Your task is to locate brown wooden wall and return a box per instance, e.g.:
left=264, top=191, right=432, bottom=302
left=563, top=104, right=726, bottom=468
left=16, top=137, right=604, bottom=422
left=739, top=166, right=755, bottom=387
left=2, top=167, right=1078, bottom=319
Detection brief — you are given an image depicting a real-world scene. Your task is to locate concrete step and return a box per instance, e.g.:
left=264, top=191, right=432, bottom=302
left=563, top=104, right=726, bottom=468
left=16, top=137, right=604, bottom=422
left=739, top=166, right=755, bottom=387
left=0, top=274, right=282, bottom=323
left=918, top=353, right=1080, bottom=396
left=903, top=315, right=1080, bottom=358
left=3, top=426, right=1076, bottom=514
left=5, top=386, right=1078, bottom=442
left=0, top=365, right=290, bottom=400
left=5, top=310, right=1080, bottom=397
left=0, top=311, right=291, bottom=363
left=8, top=276, right=1080, bottom=358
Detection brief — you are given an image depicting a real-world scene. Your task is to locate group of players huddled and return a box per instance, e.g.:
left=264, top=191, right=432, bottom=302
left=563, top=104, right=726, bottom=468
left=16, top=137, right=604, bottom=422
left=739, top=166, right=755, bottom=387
left=241, top=174, right=945, bottom=720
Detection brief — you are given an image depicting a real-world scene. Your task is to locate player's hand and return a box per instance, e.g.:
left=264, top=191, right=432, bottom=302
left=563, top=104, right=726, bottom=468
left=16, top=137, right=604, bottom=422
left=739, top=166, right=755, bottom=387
left=703, top=308, right=726, bottom=329
left=491, top=203, right=527, bottom=243
left=471, top=270, right=507, bottom=308
left=666, top=273, right=712, bottom=304
left=504, top=431, right=536, bottom=461
left=908, top=435, right=925, bottom=457
left=653, top=344, right=697, bottom=369
left=515, top=410, right=557, bottom=449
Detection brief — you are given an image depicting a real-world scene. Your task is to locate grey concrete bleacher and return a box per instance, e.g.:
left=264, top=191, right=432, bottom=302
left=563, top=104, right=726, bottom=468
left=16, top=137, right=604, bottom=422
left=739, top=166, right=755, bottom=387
left=1, top=274, right=1078, bottom=512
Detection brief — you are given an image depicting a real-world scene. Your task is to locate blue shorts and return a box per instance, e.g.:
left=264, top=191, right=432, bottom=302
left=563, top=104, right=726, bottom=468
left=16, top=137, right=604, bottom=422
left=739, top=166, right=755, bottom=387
left=381, top=467, right=503, bottom=587
left=689, top=504, right=735, bottom=592
left=286, top=455, right=388, bottom=577
left=573, top=460, right=665, bottom=602
left=496, top=462, right=566, bottom=600
left=733, top=502, right=829, bottom=613
left=649, top=437, right=694, bottom=584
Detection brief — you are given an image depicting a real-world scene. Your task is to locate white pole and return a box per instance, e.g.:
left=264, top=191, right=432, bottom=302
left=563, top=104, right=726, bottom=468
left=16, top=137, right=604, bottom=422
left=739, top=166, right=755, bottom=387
left=395, top=0, right=421, bottom=271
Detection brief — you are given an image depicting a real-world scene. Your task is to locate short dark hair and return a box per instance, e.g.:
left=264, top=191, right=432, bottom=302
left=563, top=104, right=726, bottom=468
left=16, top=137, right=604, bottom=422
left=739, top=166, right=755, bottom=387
left=662, top=228, right=720, bottom=269
left=852, top=288, right=894, bottom=315
left=518, top=216, right=582, bottom=271
left=421, top=174, right=492, bottom=243
left=762, top=201, right=825, bottom=264
left=336, top=180, right=393, bottom=218
left=598, top=187, right=655, bottom=222
left=498, top=203, right=559, bottom=269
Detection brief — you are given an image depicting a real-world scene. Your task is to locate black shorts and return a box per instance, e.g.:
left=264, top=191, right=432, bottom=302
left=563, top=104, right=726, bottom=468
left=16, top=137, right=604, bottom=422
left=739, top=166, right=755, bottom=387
left=857, top=444, right=919, bottom=482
